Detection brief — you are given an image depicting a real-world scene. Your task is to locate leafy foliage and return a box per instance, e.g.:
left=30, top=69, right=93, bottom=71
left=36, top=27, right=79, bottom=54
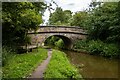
left=73, top=40, right=119, bottom=58
left=2, top=46, right=16, bottom=66
left=73, top=2, right=120, bottom=58
left=69, top=2, right=120, bottom=45
left=87, top=40, right=104, bottom=55
left=73, top=40, right=88, bottom=50
left=101, top=44, right=119, bottom=58
left=2, top=2, right=46, bottom=47
left=48, top=7, right=72, bottom=26
left=44, top=36, right=65, bottom=49
left=87, top=40, right=119, bottom=58
left=55, top=39, right=65, bottom=49
left=88, top=2, right=120, bottom=43
left=70, top=11, right=89, bottom=29
left=44, top=36, right=59, bottom=46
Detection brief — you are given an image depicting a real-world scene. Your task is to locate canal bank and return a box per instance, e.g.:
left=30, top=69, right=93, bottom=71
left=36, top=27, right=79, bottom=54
left=44, top=49, right=82, bottom=78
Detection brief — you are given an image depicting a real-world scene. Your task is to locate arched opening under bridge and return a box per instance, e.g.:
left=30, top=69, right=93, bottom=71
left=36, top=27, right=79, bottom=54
left=44, top=35, right=72, bottom=49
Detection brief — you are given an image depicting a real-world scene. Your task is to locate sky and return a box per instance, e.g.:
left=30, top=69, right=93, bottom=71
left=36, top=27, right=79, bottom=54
left=42, top=0, right=92, bottom=25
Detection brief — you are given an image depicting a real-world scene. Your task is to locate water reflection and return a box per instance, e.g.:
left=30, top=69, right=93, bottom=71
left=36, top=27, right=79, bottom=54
left=65, top=51, right=118, bottom=78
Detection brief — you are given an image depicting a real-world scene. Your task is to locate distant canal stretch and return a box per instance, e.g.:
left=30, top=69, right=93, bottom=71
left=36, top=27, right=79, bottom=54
left=65, top=51, right=118, bottom=78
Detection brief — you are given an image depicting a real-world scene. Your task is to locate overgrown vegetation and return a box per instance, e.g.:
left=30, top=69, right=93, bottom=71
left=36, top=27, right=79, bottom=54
left=62, top=2, right=120, bottom=58
left=44, top=49, right=82, bottom=78
left=2, top=48, right=48, bottom=78
left=2, top=2, right=49, bottom=78
left=48, top=2, right=120, bottom=59
left=73, top=40, right=120, bottom=58
left=88, top=2, right=120, bottom=43
left=44, top=36, right=65, bottom=49
left=48, top=7, right=72, bottom=26
left=2, top=2, right=47, bottom=49
left=2, top=46, right=16, bottom=66
left=2, top=1, right=120, bottom=78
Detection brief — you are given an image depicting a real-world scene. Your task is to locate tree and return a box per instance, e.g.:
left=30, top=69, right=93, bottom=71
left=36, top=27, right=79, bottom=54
left=63, top=10, right=72, bottom=23
left=88, top=2, right=119, bottom=42
left=44, top=36, right=60, bottom=46
left=49, top=7, right=72, bottom=26
left=55, top=39, right=65, bottom=49
left=49, top=7, right=64, bottom=25
left=44, top=36, right=65, bottom=49
left=70, top=11, right=89, bottom=28
left=2, top=2, right=47, bottom=47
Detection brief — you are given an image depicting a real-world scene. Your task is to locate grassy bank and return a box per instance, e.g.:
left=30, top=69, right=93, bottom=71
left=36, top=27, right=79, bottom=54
left=2, top=48, right=48, bottom=78
left=44, top=49, right=82, bottom=78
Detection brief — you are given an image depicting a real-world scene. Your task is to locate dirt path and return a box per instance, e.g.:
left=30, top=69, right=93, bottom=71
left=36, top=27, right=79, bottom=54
left=29, top=49, right=52, bottom=78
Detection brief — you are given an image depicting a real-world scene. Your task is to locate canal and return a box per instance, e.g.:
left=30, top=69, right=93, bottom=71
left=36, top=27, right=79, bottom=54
left=65, top=51, right=118, bottom=78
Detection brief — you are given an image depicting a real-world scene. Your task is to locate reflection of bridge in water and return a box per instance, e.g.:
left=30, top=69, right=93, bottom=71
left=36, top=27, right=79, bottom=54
left=27, top=26, right=88, bottom=49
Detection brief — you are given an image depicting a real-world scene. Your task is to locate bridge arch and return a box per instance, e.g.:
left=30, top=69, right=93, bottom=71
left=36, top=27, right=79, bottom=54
left=44, top=35, right=72, bottom=49
left=27, top=26, right=88, bottom=49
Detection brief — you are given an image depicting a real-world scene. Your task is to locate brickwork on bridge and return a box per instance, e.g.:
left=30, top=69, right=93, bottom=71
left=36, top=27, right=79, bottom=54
left=27, top=26, right=88, bottom=49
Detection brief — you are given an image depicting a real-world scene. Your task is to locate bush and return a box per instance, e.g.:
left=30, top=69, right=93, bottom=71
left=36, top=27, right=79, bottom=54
left=73, top=40, right=119, bottom=58
left=55, top=39, right=65, bottom=49
left=101, top=44, right=119, bottom=58
left=2, top=46, right=15, bottom=66
left=87, top=40, right=119, bottom=58
left=73, top=40, right=88, bottom=49
left=87, top=40, right=104, bottom=55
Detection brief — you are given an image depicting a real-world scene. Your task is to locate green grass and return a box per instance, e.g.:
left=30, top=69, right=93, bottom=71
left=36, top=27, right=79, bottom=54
left=44, top=49, right=82, bottom=78
left=2, top=48, right=48, bottom=78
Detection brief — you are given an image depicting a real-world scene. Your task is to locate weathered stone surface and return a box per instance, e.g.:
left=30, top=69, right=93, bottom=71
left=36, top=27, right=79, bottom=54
left=27, top=26, right=88, bottom=49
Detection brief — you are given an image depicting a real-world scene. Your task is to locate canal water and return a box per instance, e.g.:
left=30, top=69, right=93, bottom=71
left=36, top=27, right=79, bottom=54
left=65, top=51, right=118, bottom=78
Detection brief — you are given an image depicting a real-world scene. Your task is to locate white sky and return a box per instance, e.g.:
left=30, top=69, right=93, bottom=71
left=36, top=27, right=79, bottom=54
left=42, top=0, right=92, bottom=25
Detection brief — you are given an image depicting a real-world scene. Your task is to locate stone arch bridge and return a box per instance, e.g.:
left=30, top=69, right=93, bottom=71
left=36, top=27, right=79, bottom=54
left=27, top=26, right=88, bottom=49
